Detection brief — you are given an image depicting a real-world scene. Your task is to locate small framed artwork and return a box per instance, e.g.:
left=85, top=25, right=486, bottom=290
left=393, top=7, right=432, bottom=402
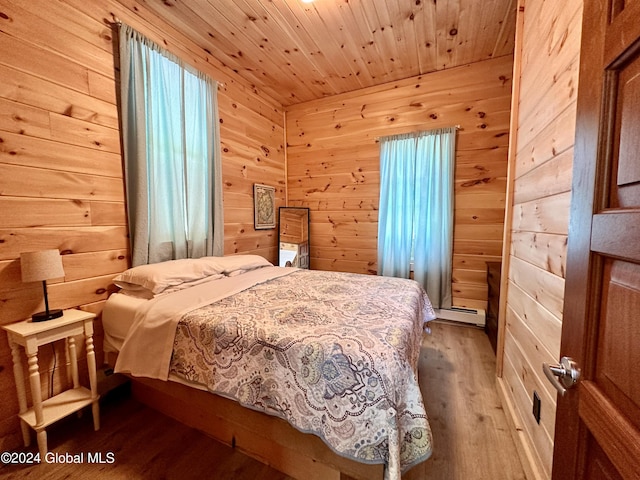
left=253, top=183, right=276, bottom=229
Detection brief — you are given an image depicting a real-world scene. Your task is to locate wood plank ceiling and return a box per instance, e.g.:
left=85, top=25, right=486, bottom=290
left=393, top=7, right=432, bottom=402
left=129, top=0, right=517, bottom=106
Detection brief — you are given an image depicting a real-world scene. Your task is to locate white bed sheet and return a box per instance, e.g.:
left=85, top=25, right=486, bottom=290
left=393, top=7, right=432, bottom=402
left=109, top=267, right=294, bottom=380
left=102, top=293, right=146, bottom=353
left=102, top=292, right=214, bottom=395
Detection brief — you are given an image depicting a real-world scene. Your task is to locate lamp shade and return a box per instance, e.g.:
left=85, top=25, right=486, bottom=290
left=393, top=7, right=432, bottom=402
left=20, top=250, right=65, bottom=283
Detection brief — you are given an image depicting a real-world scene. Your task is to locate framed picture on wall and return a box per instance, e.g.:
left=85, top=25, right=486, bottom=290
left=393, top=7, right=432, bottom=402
left=253, top=183, right=276, bottom=229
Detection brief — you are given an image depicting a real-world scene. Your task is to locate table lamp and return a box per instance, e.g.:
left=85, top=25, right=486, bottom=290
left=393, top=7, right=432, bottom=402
left=20, top=249, right=65, bottom=322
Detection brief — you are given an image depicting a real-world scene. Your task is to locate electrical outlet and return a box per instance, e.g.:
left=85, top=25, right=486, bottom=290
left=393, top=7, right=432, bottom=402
left=532, top=391, right=541, bottom=424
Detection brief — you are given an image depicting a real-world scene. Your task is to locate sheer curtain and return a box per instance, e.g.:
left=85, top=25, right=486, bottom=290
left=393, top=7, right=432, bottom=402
left=119, top=24, right=224, bottom=266
left=377, top=128, right=456, bottom=309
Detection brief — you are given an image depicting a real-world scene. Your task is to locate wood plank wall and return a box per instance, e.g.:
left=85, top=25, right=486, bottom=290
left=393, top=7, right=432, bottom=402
left=497, top=1, right=583, bottom=478
left=0, top=0, right=285, bottom=450
left=285, top=55, right=513, bottom=310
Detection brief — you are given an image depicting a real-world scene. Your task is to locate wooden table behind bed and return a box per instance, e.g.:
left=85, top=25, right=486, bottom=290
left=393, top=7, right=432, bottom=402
left=129, top=375, right=384, bottom=480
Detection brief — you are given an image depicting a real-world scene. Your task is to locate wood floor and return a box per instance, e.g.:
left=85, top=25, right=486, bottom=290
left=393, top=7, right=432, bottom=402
left=0, top=322, right=526, bottom=480
left=411, top=322, right=527, bottom=480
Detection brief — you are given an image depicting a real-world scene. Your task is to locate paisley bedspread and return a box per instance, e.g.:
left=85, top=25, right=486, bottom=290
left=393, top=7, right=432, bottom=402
left=168, top=269, right=435, bottom=479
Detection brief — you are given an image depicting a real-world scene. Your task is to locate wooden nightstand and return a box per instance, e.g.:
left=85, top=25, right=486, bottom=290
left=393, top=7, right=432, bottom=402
left=2, top=309, right=100, bottom=459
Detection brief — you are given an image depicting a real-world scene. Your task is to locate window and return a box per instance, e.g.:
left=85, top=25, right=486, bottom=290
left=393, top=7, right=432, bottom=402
left=377, top=128, right=456, bottom=309
left=119, top=24, right=223, bottom=266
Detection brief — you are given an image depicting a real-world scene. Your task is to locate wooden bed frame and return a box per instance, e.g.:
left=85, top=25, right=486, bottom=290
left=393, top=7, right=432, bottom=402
left=131, top=376, right=385, bottom=480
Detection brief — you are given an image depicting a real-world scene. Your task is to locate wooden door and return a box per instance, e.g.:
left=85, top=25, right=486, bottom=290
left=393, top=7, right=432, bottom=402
left=551, top=1, right=640, bottom=479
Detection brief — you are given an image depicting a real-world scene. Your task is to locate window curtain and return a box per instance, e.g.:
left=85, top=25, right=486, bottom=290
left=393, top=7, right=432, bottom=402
left=119, top=23, right=223, bottom=266
left=377, top=128, right=456, bottom=309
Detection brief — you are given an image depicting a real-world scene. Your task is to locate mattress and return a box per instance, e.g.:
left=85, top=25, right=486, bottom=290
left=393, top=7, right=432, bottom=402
left=102, top=292, right=146, bottom=353
left=103, top=264, right=435, bottom=479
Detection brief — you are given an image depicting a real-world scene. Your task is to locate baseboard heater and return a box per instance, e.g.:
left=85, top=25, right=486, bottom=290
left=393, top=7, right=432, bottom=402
left=434, top=307, right=486, bottom=327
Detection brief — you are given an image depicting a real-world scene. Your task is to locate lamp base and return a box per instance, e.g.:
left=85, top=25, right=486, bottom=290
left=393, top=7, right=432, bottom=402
left=32, top=309, right=63, bottom=322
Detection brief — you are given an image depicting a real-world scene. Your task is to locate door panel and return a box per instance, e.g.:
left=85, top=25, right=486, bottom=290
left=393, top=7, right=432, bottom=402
left=597, top=260, right=640, bottom=430
left=616, top=52, right=640, bottom=189
left=591, top=214, right=640, bottom=259
left=613, top=42, right=640, bottom=206
left=585, top=434, right=623, bottom=480
left=551, top=0, right=640, bottom=479
left=579, top=382, right=640, bottom=479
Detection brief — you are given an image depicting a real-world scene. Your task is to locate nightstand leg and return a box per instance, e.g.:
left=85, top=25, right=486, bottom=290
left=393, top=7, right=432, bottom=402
left=36, top=429, right=47, bottom=460
left=67, top=336, right=80, bottom=389
left=67, top=337, right=80, bottom=388
left=9, top=340, right=30, bottom=447
left=66, top=336, right=84, bottom=419
left=85, top=334, right=100, bottom=431
left=91, top=401, right=100, bottom=431
left=27, top=352, right=46, bottom=456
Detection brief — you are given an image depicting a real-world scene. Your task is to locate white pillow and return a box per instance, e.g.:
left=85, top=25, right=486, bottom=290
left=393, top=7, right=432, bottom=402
left=118, top=286, right=155, bottom=300
left=202, top=254, right=273, bottom=275
left=113, top=258, right=224, bottom=295
left=159, top=273, right=224, bottom=295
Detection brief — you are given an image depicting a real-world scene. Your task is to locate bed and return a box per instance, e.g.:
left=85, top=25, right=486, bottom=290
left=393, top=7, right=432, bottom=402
left=102, top=255, right=435, bottom=480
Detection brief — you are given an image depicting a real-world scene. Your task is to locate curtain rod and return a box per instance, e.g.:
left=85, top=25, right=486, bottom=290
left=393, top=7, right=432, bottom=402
left=375, top=125, right=461, bottom=142
left=114, top=19, right=226, bottom=89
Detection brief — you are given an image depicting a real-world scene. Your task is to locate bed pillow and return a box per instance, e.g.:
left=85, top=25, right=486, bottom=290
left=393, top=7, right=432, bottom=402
left=113, top=258, right=224, bottom=295
left=117, top=285, right=155, bottom=300
left=201, top=254, right=273, bottom=276
left=159, top=273, right=225, bottom=295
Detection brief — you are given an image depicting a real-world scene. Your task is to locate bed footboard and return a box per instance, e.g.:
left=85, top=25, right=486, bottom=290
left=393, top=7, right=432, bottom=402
left=131, top=377, right=384, bottom=480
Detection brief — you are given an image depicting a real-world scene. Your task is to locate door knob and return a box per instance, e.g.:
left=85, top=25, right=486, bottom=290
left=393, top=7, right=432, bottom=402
left=542, top=356, right=581, bottom=396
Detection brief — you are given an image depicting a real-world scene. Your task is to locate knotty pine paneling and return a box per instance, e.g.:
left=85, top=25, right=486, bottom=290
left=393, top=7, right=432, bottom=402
left=286, top=55, right=513, bottom=309
left=498, top=1, right=583, bottom=478
left=0, top=0, right=285, bottom=450
left=502, top=339, right=555, bottom=475
left=502, top=320, right=557, bottom=438
left=132, top=0, right=516, bottom=106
